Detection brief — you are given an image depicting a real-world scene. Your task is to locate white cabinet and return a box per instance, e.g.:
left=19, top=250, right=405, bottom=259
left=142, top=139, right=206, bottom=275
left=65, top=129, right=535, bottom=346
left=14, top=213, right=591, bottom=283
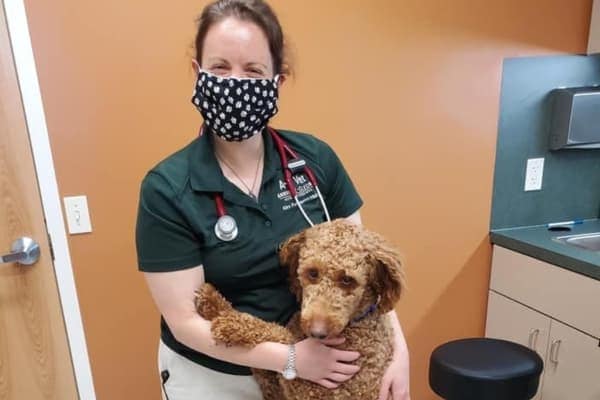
left=541, top=319, right=600, bottom=400
left=486, top=291, right=550, bottom=400
left=486, top=246, right=600, bottom=400
left=590, top=0, right=600, bottom=54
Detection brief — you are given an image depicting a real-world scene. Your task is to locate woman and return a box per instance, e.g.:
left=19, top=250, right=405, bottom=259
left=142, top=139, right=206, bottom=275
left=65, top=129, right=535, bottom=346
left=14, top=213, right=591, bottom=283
left=135, top=1, right=410, bottom=399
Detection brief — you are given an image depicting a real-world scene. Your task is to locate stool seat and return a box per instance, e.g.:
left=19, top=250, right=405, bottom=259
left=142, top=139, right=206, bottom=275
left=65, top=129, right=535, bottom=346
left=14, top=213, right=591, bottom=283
left=429, top=338, right=543, bottom=400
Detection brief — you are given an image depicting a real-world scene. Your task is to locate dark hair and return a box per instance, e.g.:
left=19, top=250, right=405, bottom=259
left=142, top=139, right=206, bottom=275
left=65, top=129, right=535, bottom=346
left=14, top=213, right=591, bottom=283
left=194, top=0, right=291, bottom=76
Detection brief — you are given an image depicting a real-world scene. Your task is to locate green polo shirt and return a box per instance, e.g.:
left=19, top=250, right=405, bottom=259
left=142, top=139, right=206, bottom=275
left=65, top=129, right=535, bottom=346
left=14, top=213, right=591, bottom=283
left=135, top=128, right=363, bottom=375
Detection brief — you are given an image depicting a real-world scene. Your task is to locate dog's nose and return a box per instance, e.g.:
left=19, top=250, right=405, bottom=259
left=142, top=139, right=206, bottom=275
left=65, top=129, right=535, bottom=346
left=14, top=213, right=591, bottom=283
left=309, top=319, right=329, bottom=339
left=310, top=331, right=328, bottom=340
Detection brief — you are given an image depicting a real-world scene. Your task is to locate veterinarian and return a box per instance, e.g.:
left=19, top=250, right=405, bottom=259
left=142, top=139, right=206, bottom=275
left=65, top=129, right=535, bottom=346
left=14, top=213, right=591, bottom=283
left=135, top=1, right=410, bottom=399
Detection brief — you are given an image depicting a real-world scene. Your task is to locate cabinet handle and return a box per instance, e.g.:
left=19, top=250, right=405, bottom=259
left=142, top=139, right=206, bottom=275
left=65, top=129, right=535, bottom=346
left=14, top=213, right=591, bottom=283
left=528, top=329, right=540, bottom=350
left=550, top=339, right=562, bottom=364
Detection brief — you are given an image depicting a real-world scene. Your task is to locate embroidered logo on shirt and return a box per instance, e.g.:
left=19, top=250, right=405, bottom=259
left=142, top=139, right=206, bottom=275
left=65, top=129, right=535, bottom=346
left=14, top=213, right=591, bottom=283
left=276, top=176, right=317, bottom=211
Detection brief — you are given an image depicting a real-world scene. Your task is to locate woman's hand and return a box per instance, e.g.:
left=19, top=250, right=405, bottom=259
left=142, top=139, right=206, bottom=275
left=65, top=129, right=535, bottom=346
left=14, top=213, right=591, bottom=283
left=378, top=354, right=410, bottom=400
left=295, top=337, right=360, bottom=389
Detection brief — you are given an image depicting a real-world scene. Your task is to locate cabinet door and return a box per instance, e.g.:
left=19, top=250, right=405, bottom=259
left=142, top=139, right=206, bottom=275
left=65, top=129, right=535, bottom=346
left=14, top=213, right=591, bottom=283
left=490, top=246, right=600, bottom=339
left=485, top=290, right=550, bottom=400
left=541, top=319, right=600, bottom=400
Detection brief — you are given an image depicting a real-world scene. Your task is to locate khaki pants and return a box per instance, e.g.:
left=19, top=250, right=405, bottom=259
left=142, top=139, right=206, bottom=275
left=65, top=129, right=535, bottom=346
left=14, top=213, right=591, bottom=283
left=158, top=340, right=263, bottom=400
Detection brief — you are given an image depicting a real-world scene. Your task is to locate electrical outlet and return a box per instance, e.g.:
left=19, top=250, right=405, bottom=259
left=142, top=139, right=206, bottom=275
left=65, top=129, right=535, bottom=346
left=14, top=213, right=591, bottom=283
left=524, top=158, right=544, bottom=191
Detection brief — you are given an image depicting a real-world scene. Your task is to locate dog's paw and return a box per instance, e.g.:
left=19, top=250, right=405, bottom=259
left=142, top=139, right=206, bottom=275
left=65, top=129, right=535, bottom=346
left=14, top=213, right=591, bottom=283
left=194, top=283, right=233, bottom=320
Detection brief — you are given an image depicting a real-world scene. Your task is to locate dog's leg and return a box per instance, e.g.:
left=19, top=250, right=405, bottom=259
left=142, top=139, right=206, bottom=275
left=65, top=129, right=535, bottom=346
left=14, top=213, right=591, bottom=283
left=211, top=311, right=294, bottom=346
left=195, top=283, right=294, bottom=346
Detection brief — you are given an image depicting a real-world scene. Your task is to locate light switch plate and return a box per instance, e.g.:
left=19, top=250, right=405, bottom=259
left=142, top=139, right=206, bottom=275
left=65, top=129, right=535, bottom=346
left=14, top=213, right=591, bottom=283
left=524, top=158, right=544, bottom=191
left=63, top=195, right=93, bottom=234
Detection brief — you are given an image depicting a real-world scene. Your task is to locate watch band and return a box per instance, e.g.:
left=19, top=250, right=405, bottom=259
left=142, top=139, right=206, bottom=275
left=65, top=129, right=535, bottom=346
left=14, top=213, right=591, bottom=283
left=282, top=344, right=297, bottom=380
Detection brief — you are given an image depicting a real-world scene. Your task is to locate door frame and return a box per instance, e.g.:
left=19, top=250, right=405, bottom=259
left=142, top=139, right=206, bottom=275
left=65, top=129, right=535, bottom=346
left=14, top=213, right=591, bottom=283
left=4, top=0, right=96, bottom=398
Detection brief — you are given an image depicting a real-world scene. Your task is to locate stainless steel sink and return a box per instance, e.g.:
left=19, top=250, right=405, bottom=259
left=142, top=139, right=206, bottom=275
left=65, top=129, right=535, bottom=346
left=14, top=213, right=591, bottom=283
left=553, top=232, right=600, bottom=252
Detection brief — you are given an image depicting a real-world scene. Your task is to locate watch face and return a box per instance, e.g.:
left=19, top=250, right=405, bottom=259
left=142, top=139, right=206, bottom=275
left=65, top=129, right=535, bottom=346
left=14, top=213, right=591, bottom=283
left=282, top=368, right=296, bottom=380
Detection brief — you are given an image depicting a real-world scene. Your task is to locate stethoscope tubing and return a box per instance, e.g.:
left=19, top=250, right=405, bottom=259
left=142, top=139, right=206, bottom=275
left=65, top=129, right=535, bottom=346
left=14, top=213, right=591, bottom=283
left=268, top=127, right=330, bottom=227
left=214, top=192, right=226, bottom=216
left=212, top=125, right=331, bottom=240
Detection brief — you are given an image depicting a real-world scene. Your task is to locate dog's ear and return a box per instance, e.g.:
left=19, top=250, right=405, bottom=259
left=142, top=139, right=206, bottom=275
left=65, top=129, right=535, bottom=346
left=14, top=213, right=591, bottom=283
left=279, top=230, right=306, bottom=301
left=366, top=232, right=406, bottom=314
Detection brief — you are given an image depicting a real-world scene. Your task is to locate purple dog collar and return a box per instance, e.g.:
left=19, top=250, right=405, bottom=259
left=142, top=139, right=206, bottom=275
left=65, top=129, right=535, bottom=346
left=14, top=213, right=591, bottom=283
left=351, top=303, right=378, bottom=323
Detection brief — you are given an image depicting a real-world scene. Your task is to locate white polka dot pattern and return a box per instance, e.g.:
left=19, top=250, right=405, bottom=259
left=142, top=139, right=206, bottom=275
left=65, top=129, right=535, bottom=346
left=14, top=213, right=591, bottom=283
left=191, top=71, right=280, bottom=142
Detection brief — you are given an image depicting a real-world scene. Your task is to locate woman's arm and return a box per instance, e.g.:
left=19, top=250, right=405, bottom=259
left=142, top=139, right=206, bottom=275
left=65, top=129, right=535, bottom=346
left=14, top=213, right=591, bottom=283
left=144, top=266, right=360, bottom=387
left=345, top=209, right=362, bottom=225
left=388, top=311, right=409, bottom=364
left=144, top=266, right=289, bottom=371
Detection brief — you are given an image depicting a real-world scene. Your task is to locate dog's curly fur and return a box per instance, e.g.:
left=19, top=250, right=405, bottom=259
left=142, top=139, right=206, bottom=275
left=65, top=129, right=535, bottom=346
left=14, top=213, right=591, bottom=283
left=195, top=219, right=405, bottom=400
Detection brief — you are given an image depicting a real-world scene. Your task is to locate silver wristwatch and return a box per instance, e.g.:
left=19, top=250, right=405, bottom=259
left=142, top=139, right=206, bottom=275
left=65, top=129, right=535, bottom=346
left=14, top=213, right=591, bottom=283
left=281, top=344, right=297, bottom=380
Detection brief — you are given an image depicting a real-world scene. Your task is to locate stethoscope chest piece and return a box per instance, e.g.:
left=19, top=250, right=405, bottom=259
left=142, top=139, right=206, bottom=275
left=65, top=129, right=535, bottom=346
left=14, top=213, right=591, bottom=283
left=214, top=215, right=238, bottom=242
left=209, top=127, right=331, bottom=240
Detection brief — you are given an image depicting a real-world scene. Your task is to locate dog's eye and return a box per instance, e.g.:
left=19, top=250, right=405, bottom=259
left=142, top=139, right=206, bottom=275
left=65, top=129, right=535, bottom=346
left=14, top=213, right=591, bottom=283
left=340, top=275, right=356, bottom=286
left=307, top=268, right=319, bottom=280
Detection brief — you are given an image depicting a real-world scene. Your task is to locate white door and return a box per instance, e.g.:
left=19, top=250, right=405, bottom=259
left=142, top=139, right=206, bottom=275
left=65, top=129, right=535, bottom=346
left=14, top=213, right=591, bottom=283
left=541, top=319, right=600, bottom=400
left=0, top=1, right=79, bottom=398
left=485, top=290, right=550, bottom=400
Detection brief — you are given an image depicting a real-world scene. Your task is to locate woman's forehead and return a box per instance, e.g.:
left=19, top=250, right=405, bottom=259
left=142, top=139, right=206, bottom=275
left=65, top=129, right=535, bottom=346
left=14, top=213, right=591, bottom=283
left=202, top=17, right=272, bottom=67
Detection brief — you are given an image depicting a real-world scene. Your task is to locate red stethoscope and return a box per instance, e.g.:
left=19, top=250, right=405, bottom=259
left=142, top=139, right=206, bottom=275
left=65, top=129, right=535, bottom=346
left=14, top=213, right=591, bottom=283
left=212, top=126, right=331, bottom=241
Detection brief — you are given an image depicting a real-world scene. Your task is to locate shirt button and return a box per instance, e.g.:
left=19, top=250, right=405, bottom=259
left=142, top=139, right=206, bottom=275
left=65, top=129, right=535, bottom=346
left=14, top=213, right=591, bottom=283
left=265, top=220, right=272, bottom=227
left=261, top=204, right=268, bottom=211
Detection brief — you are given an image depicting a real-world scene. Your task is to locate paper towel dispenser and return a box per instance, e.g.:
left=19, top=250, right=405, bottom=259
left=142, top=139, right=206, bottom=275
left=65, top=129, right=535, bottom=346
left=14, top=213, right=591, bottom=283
left=549, top=86, right=600, bottom=150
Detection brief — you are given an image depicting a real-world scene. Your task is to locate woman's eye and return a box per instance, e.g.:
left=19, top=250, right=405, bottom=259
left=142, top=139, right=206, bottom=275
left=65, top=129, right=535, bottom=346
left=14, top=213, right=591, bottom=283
left=210, top=65, right=228, bottom=74
left=247, top=68, right=264, bottom=77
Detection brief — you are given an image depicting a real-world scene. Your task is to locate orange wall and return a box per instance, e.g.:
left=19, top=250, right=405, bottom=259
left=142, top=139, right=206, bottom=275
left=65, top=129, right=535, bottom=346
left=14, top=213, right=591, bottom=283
left=23, top=1, right=591, bottom=399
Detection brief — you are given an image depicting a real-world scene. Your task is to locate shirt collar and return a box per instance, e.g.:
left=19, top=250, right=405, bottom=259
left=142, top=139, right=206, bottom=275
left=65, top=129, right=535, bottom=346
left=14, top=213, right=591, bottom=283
left=188, top=127, right=282, bottom=194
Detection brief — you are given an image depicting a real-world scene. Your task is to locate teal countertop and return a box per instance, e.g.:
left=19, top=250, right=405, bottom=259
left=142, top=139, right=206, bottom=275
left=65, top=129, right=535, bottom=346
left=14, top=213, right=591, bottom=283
left=490, top=219, right=600, bottom=281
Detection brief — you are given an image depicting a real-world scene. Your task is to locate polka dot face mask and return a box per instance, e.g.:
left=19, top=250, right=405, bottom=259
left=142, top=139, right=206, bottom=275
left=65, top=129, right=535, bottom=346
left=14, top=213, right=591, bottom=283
left=191, top=70, right=280, bottom=141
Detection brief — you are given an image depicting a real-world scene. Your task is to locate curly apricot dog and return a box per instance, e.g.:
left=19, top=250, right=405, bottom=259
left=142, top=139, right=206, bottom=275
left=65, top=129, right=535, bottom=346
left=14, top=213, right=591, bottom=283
left=195, top=219, right=405, bottom=400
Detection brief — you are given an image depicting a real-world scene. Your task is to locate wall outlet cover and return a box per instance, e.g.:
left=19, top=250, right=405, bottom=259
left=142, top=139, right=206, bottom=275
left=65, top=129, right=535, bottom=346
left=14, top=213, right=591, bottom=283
left=524, top=158, right=544, bottom=191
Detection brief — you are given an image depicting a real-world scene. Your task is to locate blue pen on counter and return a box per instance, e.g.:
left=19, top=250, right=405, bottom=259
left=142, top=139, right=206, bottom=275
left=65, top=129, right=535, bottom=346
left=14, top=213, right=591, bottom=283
left=546, top=219, right=584, bottom=228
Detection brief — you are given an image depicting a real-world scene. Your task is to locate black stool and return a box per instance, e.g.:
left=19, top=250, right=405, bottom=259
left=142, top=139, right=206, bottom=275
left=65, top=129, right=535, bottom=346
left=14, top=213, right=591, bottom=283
left=429, top=338, right=543, bottom=400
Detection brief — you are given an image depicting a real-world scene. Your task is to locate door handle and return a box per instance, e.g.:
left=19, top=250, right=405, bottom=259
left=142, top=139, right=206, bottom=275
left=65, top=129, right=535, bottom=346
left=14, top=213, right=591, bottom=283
left=1, top=237, right=40, bottom=266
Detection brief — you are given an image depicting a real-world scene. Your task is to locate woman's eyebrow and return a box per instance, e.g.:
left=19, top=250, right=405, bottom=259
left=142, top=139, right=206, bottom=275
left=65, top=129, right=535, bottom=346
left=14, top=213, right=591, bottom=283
left=205, top=57, right=229, bottom=64
left=245, top=61, right=268, bottom=70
